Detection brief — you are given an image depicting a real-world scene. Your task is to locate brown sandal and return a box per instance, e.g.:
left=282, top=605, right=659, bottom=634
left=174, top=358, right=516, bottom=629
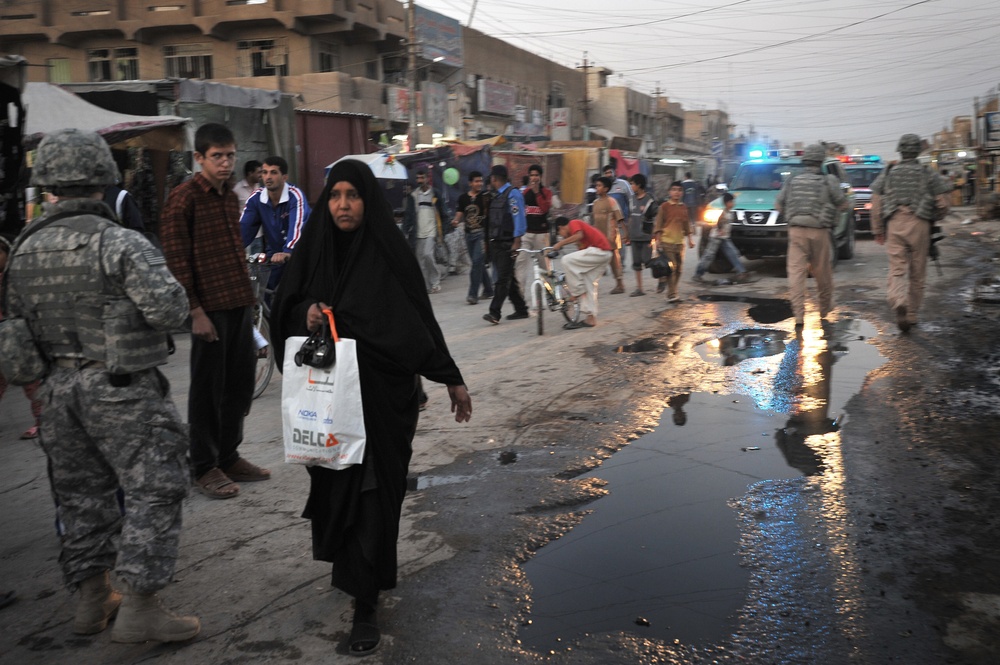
left=195, top=468, right=240, bottom=499
left=223, top=458, right=271, bottom=482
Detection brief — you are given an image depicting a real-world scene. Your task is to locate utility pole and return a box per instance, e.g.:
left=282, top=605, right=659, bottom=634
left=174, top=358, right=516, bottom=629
left=653, top=82, right=663, bottom=154
left=468, top=0, right=478, bottom=28
left=407, top=0, right=418, bottom=151
left=579, top=51, right=590, bottom=141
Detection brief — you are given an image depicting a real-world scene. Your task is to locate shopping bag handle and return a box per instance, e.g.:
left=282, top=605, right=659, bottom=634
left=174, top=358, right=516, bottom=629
left=321, top=308, right=340, bottom=343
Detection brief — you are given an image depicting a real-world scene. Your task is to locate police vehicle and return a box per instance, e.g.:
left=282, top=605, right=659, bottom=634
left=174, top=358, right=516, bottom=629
left=840, top=154, right=884, bottom=233
left=702, top=149, right=856, bottom=265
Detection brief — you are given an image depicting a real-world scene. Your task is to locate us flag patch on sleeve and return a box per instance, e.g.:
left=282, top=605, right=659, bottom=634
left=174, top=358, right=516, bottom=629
left=142, top=246, right=167, bottom=266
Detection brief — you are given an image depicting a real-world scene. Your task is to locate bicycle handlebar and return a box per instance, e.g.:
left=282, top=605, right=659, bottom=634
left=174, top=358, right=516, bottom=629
left=515, top=247, right=556, bottom=254
left=247, top=253, right=277, bottom=266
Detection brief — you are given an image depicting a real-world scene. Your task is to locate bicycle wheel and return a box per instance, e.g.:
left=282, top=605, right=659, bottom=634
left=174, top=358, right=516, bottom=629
left=556, top=279, right=581, bottom=324
left=535, top=281, right=544, bottom=335
left=253, top=315, right=275, bottom=399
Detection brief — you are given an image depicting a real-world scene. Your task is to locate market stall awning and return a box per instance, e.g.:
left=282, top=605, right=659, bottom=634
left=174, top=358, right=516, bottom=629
left=22, top=82, right=192, bottom=151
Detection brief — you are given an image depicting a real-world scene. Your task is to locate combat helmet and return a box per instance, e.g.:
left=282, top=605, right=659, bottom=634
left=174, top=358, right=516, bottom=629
left=896, top=133, right=923, bottom=157
left=30, top=128, right=119, bottom=188
left=802, top=144, right=827, bottom=164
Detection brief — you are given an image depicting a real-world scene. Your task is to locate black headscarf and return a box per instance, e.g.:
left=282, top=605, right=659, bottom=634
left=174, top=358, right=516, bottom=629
left=270, top=158, right=463, bottom=387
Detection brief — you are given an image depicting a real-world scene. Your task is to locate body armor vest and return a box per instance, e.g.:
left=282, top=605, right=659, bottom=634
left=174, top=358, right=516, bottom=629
left=488, top=186, right=515, bottom=241
left=9, top=213, right=170, bottom=373
left=783, top=172, right=835, bottom=229
left=880, top=161, right=944, bottom=222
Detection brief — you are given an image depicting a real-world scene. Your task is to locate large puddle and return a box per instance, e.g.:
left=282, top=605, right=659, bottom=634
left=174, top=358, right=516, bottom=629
left=521, top=314, right=884, bottom=653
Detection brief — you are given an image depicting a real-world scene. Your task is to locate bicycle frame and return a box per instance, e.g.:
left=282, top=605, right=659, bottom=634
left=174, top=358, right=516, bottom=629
left=248, top=254, right=276, bottom=398
left=516, top=247, right=580, bottom=335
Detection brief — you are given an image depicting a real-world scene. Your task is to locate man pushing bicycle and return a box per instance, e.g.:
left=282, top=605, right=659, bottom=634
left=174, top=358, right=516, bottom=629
left=548, top=217, right=613, bottom=330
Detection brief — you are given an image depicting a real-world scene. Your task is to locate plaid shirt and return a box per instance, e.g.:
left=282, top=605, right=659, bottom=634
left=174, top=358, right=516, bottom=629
left=162, top=173, right=255, bottom=313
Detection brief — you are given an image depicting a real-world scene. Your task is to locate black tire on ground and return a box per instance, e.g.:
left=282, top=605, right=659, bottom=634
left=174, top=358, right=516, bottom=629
left=838, top=217, right=856, bottom=260
left=535, top=282, right=544, bottom=336
left=557, top=280, right=580, bottom=324
left=253, top=316, right=275, bottom=399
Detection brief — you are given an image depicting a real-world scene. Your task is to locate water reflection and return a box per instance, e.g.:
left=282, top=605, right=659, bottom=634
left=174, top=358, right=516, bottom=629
left=667, top=393, right=689, bottom=426
left=521, top=316, right=884, bottom=653
left=697, top=328, right=788, bottom=366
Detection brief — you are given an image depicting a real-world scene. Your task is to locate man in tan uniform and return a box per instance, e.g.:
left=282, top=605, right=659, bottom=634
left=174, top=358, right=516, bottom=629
left=775, top=144, right=847, bottom=328
left=870, top=133, right=951, bottom=332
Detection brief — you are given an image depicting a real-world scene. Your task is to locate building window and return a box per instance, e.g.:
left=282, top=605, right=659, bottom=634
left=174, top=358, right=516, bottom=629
left=317, top=41, right=340, bottom=73
left=365, top=60, right=377, bottom=81
left=164, top=44, right=213, bottom=79
left=237, top=38, right=289, bottom=77
left=87, top=47, right=139, bottom=82
left=47, top=58, right=71, bottom=84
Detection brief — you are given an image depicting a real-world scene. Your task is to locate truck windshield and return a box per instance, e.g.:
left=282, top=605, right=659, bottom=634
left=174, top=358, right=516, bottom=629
left=846, top=168, right=883, bottom=188
left=730, top=163, right=805, bottom=191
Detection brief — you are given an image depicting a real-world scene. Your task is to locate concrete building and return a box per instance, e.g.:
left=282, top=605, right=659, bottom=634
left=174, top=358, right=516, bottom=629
left=0, top=0, right=589, bottom=144
left=2, top=0, right=408, bottom=131
left=458, top=27, right=584, bottom=142
left=933, top=115, right=973, bottom=151
left=683, top=108, right=730, bottom=155
left=585, top=66, right=678, bottom=155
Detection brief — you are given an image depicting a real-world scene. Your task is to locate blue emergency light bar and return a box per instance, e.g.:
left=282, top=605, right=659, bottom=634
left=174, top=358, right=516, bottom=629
left=839, top=154, right=882, bottom=164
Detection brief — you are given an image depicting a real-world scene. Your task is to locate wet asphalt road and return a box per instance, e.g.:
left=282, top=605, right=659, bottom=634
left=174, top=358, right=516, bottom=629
left=1, top=208, right=999, bottom=664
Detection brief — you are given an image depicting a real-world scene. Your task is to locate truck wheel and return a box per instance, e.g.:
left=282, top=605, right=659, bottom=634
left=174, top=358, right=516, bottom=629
left=838, top=218, right=856, bottom=260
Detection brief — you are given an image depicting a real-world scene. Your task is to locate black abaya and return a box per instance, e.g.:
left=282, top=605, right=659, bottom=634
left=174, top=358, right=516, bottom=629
left=270, top=160, right=464, bottom=600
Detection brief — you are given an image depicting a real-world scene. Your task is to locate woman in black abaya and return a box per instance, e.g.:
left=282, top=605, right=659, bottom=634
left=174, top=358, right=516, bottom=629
left=270, top=160, right=472, bottom=657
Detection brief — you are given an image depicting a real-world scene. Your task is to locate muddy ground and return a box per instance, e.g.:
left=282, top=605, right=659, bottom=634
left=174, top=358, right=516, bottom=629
left=1, top=208, right=998, bottom=664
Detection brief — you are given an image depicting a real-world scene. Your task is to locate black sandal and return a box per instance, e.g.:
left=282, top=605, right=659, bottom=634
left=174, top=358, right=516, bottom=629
left=348, top=621, right=381, bottom=657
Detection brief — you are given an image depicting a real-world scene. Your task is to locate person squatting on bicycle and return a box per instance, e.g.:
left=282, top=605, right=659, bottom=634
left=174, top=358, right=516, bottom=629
left=549, top=216, right=613, bottom=329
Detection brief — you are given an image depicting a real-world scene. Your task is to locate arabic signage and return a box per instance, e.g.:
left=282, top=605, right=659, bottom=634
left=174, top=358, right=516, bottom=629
left=477, top=79, right=516, bottom=117
left=388, top=85, right=421, bottom=123
left=416, top=6, right=463, bottom=68
left=550, top=107, right=570, bottom=140
left=421, top=81, right=448, bottom=132
left=985, top=112, right=1000, bottom=150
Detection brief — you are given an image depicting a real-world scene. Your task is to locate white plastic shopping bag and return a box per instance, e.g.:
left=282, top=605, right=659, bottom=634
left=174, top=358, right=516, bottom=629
left=281, top=325, right=366, bottom=470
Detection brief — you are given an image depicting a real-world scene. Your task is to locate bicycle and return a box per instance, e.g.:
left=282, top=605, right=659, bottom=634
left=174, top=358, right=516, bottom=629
left=516, top=247, right=580, bottom=336
left=247, top=254, right=275, bottom=399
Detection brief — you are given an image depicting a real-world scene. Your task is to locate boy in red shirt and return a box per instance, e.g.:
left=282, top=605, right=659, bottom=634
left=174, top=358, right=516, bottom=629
left=550, top=217, right=613, bottom=329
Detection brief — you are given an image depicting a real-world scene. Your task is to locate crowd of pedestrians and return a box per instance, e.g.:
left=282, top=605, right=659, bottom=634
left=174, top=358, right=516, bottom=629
left=0, top=123, right=954, bottom=657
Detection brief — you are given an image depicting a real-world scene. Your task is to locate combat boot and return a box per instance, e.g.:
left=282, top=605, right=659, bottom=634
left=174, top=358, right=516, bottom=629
left=73, top=571, right=122, bottom=635
left=110, top=584, right=200, bottom=643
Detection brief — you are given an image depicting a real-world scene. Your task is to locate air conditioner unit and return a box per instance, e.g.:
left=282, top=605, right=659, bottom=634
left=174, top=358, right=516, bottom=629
left=266, top=51, right=287, bottom=68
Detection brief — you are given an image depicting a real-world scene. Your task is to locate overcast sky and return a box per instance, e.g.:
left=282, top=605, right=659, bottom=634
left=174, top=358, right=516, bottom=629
left=418, top=0, right=1000, bottom=157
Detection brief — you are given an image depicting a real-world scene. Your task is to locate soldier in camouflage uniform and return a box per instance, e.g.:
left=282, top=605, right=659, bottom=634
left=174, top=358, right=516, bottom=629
left=1, top=129, right=200, bottom=643
left=775, top=144, right=847, bottom=328
left=870, top=134, right=951, bottom=332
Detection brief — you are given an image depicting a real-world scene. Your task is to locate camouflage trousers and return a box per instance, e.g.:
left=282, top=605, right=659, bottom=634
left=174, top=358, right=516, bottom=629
left=38, top=365, right=189, bottom=593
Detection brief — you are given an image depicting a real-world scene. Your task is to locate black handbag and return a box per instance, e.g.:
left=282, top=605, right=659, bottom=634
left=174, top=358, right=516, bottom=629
left=649, top=254, right=673, bottom=279
left=295, top=308, right=338, bottom=369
